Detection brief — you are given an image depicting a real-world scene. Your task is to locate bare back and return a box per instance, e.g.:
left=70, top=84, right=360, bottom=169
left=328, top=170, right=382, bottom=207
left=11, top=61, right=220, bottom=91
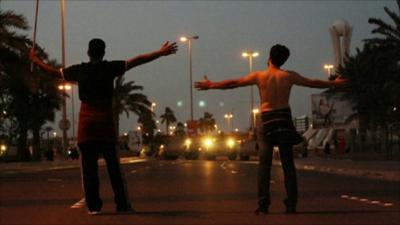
left=255, top=69, right=295, bottom=112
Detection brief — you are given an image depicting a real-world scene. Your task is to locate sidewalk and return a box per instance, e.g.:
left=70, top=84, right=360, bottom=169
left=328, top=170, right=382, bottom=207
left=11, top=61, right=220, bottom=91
left=291, top=156, right=400, bottom=182
left=0, top=157, right=147, bottom=175
left=1, top=156, right=399, bottom=182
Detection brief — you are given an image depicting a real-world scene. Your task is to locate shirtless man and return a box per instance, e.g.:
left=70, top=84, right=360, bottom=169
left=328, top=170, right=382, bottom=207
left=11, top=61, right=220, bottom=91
left=30, top=39, right=177, bottom=214
left=195, top=44, right=346, bottom=214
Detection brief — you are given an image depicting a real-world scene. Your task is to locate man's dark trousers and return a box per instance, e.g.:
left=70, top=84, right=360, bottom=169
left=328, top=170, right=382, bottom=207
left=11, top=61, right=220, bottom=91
left=257, top=133, right=298, bottom=209
left=78, top=141, right=130, bottom=211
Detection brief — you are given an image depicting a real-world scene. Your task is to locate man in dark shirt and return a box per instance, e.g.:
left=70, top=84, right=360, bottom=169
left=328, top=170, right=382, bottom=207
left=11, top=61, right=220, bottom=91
left=30, top=38, right=177, bottom=214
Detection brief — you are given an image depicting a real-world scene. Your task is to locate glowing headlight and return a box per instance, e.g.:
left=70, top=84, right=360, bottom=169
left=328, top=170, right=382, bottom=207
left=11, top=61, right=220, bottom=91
left=226, top=138, right=235, bottom=148
left=203, top=137, right=214, bottom=149
left=1, top=145, right=7, bottom=151
left=184, top=138, right=192, bottom=149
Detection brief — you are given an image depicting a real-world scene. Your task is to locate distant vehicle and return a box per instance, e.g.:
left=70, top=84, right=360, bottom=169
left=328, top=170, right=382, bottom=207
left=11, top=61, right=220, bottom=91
left=67, top=146, right=79, bottom=160
left=156, top=134, right=243, bottom=160
left=197, top=134, right=241, bottom=160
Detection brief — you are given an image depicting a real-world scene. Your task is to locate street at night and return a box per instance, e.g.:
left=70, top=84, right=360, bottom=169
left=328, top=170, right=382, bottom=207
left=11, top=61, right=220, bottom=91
left=1, top=157, right=399, bottom=225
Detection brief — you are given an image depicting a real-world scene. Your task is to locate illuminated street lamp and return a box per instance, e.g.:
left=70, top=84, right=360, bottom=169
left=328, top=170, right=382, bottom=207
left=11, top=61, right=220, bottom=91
left=324, top=64, right=334, bottom=76
left=242, top=50, right=259, bottom=130
left=180, top=35, right=199, bottom=121
left=59, top=0, right=68, bottom=156
left=151, top=102, right=157, bottom=112
left=224, top=113, right=234, bottom=133
left=58, top=83, right=71, bottom=157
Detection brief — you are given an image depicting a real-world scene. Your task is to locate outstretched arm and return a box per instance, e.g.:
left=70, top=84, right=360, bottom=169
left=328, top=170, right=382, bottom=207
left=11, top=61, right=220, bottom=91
left=195, top=73, right=257, bottom=90
left=290, top=71, right=347, bottom=88
left=29, top=49, right=63, bottom=79
left=126, top=41, right=178, bottom=71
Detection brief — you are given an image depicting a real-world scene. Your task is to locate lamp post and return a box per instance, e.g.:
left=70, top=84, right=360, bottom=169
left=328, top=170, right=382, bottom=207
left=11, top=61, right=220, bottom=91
left=60, top=0, right=68, bottom=156
left=324, top=64, right=334, bottom=77
left=180, top=35, right=199, bottom=121
left=242, top=51, right=259, bottom=130
left=224, top=113, right=233, bottom=133
left=58, top=83, right=70, bottom=157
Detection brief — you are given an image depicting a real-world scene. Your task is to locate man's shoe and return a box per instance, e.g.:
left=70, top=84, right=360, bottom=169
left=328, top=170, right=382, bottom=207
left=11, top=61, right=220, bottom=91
left=116, top=205, right=136, bottom=214
left=254, top=207, right=269, bottom=215
left=88, top=210, right=101, bottom=215
left=284, top=199, right=297, bottom=214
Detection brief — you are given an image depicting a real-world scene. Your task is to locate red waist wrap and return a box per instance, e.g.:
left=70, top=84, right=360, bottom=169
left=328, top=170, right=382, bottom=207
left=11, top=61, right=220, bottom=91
left=78, top=100, right=116, bottom=144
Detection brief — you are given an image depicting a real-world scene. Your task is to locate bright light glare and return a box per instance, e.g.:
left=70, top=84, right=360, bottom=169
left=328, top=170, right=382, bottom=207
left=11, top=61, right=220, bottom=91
left=198, top=100, right=206, bottom=108
left=242, top=51, right=259, bottom=58
left=224, top=113, right=233, bottom=119
left=203, top=137, right=214, bottom=149
left=180, top=37, right=188, bottom=42
left=185, top=139, right=192, bottom=148
left=0, top=145, right=6, bottom=151
left=226, top=138, right=235, bottom=148
left=58, top=84, right=71, bottom=90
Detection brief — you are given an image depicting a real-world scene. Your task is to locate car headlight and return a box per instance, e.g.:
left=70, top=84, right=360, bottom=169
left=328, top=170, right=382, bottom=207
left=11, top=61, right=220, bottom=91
left=202, top=137, right=214, bottom=150
left=0, top=144, right=7, bottom=155
left=184, top=138, right=192, bottom=149
left=226, top=138, right=235, bottom=148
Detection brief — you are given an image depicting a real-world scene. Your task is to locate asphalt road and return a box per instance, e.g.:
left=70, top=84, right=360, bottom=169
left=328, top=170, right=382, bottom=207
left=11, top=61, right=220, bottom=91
left=0, top=159, right=399, bottom=225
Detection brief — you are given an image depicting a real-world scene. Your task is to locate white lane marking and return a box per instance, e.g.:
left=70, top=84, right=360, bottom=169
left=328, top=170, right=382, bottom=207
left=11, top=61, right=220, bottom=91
left=340, top=194, right=394, bottom=207
left=303, top=165, right=315, bottom=170
left=220, top=162, right=227, bottom=170
left=47, top=178, right=63, bottom=182
left=71, top=198, right=85, bottom=209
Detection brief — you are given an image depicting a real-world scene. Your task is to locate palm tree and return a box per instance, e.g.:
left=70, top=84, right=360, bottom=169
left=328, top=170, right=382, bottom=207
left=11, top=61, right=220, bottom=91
left=113, top=76, right=152, bottom=136
left=366, top=0, right=400, bottom=53
left=175, top=122, right=186, bottom=137
left=338, top=1, right=400, bottom=152
left=198, top=112, right=216, bottom=134
left=137, top=112, right=156, bottom=155
left=0, top=10, right=29, bottom=70
left=160, top=107, right=176, bottom=135
left=0, top=10, right=32, bottom=161
left=1, top=10, right=62, bottom=161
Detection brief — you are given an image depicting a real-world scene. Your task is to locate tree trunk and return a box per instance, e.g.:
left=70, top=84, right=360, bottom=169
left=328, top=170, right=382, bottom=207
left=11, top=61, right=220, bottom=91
left=16, top=121, right=30, bottom=161
left=31, top=127, right=42, bottom=161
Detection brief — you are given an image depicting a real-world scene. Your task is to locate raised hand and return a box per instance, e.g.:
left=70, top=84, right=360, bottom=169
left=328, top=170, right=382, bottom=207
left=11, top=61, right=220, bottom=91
left=334, top=76, right=349, bottom=87
left=195, top=75, right=212, bottom=90
left=159, top=41, right=178, bottom=56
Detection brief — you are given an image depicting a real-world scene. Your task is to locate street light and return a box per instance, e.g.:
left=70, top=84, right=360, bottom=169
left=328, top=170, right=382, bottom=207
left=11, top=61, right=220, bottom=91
left=324, top=64, right=334, bottom=76
left=60, top=0, right=68, bottom=156
left=180, top=35, right=199, bottom=121
left=242, top=50, right=259, bottom=130
left=151, top=102, right=157, bottom=112
left=58, top=83, right=70, bottom=157
left=224, top=113, right=234, bottom=133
